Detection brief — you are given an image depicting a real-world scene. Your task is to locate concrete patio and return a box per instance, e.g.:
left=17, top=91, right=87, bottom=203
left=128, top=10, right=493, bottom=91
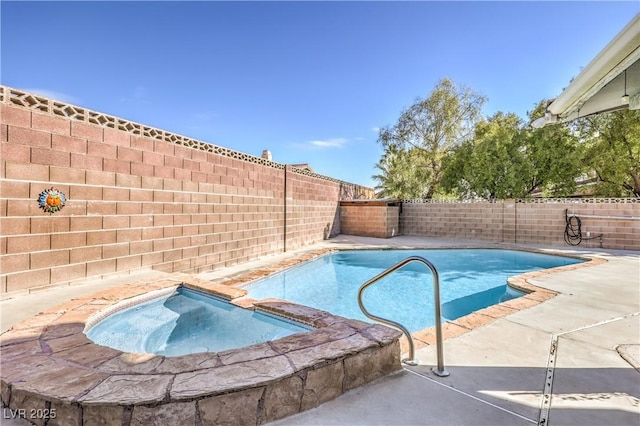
left=2, top=236, right=639, bottom=425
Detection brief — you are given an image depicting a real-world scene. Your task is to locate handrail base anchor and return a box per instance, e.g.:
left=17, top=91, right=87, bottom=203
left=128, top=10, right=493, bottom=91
left=432, top=367, right=450, bottom=377
left=402, top=358, right=418, bottom=366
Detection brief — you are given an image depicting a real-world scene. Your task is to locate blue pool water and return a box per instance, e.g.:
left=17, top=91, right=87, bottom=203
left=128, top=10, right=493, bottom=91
left=86, top=288, right=312, bottom=356
left=246, top=249, right=582, bottom=332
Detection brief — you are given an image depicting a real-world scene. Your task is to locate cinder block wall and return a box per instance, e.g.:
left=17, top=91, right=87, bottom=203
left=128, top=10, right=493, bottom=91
left=0, top=87, right=371, bottom=294
left=400, top=202, right=507, bottom=242
left=516, top=201, right=639, bottom=249
left=400, top=200, right=639, bottom=250
left=386, top=206, right=400, bottom=237
left=340, top=204, right=400, bottom=238
left=286, top=168, right=340, bottom=250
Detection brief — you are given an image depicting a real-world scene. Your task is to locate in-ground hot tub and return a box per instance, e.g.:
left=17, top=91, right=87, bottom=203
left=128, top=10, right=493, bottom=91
left=0, top=274, right=401, bottom=425
left=85, top=286, right=314, bottom=357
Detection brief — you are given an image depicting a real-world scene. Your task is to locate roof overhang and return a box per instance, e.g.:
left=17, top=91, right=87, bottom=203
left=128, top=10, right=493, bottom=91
left=533, top=14, right=640, bottom=127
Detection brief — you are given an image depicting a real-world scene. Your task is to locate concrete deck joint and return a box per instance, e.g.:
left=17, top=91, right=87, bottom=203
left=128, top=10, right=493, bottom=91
left=405, top=368, right=538, bottom=424
left=555, top=311, right=640, bottom=338
left=539, top=308, right=640, bottom=426
left=539, top=335, right=557, bottom=426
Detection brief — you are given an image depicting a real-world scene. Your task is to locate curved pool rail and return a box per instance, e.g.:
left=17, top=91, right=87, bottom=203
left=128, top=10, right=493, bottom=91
left=357, top=255, right=449, bottom=377
left=0, top=274, right=402, bottom=426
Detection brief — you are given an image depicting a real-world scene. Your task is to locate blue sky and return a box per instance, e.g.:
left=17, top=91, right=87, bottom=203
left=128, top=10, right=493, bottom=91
left=1, top=1, right=638, bottom=188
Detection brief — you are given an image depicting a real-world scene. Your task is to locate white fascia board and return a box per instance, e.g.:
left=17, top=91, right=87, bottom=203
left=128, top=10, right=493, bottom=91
left=547, top=14, right=640, bottom=119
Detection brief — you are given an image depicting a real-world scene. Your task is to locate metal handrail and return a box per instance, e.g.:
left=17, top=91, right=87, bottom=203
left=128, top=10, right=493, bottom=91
left=357, top=256, right=449, bottom=377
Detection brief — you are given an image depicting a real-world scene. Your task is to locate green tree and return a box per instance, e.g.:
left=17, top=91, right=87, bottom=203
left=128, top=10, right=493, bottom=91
left=441, top=112, right=526, bottom=199
left=521, top=101, right=583, bottom=197
left=375, top=78, right=486, bottom=199
left=372, top=146, right=431, bottom=199
left=441, top=101, right=583, bottom=200
left=579, top=109, right=640, bottom=197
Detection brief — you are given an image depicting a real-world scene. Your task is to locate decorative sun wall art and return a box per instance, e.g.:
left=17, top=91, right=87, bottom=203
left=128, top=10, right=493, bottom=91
left=38, top=187, right=67, bottom=214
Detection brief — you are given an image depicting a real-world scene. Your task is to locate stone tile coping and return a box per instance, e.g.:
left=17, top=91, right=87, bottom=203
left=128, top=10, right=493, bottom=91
left=0, top=273, right=401, bottom=426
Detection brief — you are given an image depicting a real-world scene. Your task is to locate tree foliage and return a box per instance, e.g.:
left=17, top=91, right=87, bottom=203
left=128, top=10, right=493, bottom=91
left=374, top=80, right=637, bottom=200
left=372, top=146, right=431, bottom=199
left=441, top=112, right=525, bottom=199
left=374, top=78, right=486, bottom=199
left=577, top=109, right=640, bottom=197
left=441, top=101, right=583, bottom=200
left=519, top=101, right=583, bottom=197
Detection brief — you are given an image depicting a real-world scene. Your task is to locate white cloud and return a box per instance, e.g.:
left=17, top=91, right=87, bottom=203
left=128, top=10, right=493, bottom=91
left=22, top=88, right=81, bottom=104
left=372, top=127, right=380, bottom=133
left=307, top=138, right=348, bottom=149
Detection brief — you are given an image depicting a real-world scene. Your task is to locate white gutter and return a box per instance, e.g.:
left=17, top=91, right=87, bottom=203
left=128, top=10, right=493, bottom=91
left=546, top=13, right=640, bottom=121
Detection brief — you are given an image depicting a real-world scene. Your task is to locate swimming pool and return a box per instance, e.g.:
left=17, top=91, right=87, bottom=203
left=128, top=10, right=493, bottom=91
left=86, top=287, right=313, bottom=356
left=246, top=249, right=583, bottom=332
